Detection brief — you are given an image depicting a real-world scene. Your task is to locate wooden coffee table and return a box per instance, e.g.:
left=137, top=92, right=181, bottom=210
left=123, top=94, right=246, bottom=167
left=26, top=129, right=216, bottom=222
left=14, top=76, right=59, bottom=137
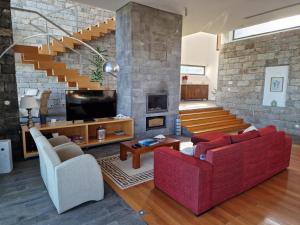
left=120, top=138, right=180, bottom=169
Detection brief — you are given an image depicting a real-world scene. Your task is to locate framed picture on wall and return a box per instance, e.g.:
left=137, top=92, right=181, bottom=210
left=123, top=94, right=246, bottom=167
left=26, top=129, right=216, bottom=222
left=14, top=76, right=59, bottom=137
left=270, top=77, right=284, bottom=92
left=263, top=65, right=289, bottom=107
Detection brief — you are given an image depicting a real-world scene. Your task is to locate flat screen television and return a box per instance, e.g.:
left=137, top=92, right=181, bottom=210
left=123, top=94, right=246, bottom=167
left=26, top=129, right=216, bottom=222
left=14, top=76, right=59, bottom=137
left=66, top=90, right=117, bottom=121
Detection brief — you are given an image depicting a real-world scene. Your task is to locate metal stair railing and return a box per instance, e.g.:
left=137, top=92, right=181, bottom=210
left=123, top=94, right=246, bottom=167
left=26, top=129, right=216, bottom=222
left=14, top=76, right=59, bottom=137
left=3, top=7, right=118, bottom=77
left=11, top=7, right=72, bottom=36
left=2, top=7, right=119, bottom=77
left=28, top=4, right=80, bottom=32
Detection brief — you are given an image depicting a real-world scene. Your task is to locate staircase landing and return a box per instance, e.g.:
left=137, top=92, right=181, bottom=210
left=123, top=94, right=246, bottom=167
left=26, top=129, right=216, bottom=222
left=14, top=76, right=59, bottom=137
left=179, top=100, right=217, bottom=111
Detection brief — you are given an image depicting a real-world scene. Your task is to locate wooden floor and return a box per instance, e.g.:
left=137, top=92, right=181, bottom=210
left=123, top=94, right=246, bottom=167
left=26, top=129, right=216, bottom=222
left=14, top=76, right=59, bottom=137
left=105, top=145, right=300, bottom=225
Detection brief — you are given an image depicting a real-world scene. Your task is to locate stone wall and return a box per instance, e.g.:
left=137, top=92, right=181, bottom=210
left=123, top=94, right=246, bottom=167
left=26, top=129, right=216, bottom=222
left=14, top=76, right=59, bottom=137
left=11, top=0, right=116, bottom=115
left=217, top=29, right=300, bottom=135
left=116, top=3, right=182, bottom=137
left=0, top=0, right=21, bottom=158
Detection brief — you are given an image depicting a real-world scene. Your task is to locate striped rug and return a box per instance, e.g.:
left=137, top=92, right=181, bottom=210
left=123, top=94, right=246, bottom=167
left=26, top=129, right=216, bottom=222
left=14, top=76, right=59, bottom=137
left=97, top=152, right=153, bottom=190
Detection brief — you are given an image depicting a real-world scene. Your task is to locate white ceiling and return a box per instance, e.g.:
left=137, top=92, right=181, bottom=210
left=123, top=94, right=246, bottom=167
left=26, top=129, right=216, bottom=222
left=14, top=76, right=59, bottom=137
left=76, top=0, right=300, bottom=35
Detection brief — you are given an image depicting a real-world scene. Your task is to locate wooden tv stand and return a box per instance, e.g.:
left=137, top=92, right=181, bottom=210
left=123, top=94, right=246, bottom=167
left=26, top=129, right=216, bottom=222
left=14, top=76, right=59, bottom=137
left=21, top=118, right=134, bottom=159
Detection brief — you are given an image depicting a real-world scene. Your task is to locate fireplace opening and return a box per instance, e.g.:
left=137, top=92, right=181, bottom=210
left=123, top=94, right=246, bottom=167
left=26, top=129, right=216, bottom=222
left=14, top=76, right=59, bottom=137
left=147, top=94, right=168, bottom=114
left=146, top=116, right=166, bottom=130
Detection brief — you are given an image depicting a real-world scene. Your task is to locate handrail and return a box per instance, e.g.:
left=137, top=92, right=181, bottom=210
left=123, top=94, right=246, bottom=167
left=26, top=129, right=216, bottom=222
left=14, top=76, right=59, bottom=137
left=0, top=33, right=119, bottom=77
left=29, top=22, right=84, bottom=73
left=6, top=7, right=119, bottom=76
left=0, top=33, right=103, bottom=61
left=29, top=4, right=80, bottom=32
left=11, top=7, right=72, bottom=36
left=29, top=5, right=78, bottom=21
left=29, top=23, right=79, bottom=54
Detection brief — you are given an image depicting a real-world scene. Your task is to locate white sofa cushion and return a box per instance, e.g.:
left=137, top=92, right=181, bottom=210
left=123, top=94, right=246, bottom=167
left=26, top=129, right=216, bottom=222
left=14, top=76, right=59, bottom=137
left=180, top=146, right=195, bottom=156
left=243, top=125, right=258, bottom=133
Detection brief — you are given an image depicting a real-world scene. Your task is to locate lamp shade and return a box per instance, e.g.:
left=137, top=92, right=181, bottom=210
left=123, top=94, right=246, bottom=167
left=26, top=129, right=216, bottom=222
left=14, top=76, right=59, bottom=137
left=20, top=96, right=38, bottom=109
left=103, top=61, right=120, bottom=74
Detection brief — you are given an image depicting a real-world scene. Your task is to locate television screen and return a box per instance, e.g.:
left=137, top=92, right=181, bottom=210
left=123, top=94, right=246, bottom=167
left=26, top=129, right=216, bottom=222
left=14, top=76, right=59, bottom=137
left=66, top=90, right=117, bottom=121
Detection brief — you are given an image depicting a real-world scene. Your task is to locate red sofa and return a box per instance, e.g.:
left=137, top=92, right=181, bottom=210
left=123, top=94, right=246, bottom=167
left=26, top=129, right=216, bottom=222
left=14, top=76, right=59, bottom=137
left=154, top=127, right=292, bottom=215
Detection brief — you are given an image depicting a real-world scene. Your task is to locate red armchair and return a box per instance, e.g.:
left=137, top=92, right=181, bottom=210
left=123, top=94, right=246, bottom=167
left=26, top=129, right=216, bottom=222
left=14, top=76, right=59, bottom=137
left=154, top=129, right=292, bottom=215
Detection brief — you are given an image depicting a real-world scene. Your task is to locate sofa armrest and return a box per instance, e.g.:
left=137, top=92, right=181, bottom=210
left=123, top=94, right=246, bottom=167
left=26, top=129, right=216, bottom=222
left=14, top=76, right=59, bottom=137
left=154, top=147, right=213, bottom=215
left=55, top=154, right=104, bottom=213
left=53, top=142, right=84, bottom=161
left=48, top=135, right=70, bottom=147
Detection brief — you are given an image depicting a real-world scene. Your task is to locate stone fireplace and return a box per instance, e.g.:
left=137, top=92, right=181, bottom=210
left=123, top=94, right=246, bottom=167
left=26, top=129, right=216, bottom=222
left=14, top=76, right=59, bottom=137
left=147, top=94, right=168, bottom=114
left=116, top=2, right=182, bottom=137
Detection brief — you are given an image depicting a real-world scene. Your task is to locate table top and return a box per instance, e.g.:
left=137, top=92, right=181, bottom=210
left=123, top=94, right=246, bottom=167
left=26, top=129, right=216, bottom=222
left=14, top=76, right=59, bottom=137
left=120, top=137, right=180, bottom=151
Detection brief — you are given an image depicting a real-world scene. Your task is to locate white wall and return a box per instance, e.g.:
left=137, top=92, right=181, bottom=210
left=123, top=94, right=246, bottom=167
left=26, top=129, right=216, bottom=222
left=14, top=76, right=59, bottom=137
left=181, top=32, right=219, bottom=100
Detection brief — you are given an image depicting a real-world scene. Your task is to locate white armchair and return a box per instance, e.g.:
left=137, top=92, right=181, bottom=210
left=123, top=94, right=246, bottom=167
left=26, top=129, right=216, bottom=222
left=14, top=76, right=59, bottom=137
left=55, top=154, right=104, bottom=213
left=29, top=128, right=104, bottom=214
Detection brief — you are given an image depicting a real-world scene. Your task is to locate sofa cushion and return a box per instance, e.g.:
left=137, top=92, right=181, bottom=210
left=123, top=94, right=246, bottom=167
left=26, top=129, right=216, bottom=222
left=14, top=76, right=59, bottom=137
left=180, top=146, right=195, bottom=156
left=259, top=125, right=277, bottom=136
left=191, top=132, right=225, bottom=145
left=194, top=135, right=231, bottom=159
left=243, top=125, right=258, bottom=133
left=36, top=136, right=61, bottom=167
left=230, top=130, right=260, bottom=144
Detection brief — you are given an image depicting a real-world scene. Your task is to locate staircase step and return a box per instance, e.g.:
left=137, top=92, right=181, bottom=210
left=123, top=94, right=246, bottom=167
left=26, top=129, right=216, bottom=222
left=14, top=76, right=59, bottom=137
left=97, top=19, right=115, bottom=31
left=52, top=67, right=67, bottom=76
left=39, top=44, right=57, bottom=56
left=14, top=45, right=39, bottom=54
left=179, top=107, right=223, bottom=114
left=77, top=81, right=101, bottom=90
left=180, top=110, right=230, bottom=120
left=51, top=40, right=66, bottom=52
left=68, top=81, right=77, bottom=87
left=21, top=56, right=35, bottom=64
left=186, top=119, right=244, bottom=132
left=22, top=53, right=52, bottom=61
left=57, top=76, right=66, bottom=82
left=88, top=25, right=106, bottom=37
left=34, top=63, right=52, bottom=75
left=73, top=31, right=92, bottom=41
left=193, top=123, right=250, bottom=134
left=37, top=61, right=66, bottom=70
left=181, top=115, right=237, bottom=126
left=80, top=29, right=99, bottom=39
left=66, top=75, right=90, bottom=83
left=61, top=37, right=78, bottom=49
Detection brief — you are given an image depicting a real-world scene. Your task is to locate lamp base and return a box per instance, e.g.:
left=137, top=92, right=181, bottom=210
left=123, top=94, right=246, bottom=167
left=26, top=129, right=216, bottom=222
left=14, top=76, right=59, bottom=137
left=27, top=108, right=34, bottom=128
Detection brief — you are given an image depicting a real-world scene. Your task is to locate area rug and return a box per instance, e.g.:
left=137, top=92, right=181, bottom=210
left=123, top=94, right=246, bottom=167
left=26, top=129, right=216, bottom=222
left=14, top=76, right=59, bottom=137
left=97, top=152, right=154, bottom=190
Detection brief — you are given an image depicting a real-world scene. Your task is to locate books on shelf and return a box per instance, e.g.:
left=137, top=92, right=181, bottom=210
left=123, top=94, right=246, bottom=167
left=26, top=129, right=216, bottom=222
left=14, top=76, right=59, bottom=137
left=138, top=138, right=159, bottom=147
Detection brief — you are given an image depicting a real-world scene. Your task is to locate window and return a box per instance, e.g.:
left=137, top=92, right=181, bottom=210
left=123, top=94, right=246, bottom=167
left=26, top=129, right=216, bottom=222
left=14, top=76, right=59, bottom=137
left=233, top=14, right=300, bottom=40
left=180, top=65, right=205, bottom=75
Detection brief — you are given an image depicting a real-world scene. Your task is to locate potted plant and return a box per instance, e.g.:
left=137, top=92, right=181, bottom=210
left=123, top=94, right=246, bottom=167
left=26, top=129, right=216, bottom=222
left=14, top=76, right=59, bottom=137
left=90, top=47, right=108, bottom=85
left=182, top=75, right=188, bottom=84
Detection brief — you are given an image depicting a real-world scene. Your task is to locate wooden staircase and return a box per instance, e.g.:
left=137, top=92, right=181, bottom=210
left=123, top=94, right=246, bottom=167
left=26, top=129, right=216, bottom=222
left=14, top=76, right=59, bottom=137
left=14, top=18, right=116, bottom=90
left=38, top=18, right=115, bottom=56
left=14, top=45, right=101, bottom=89
left=180, top=107, right=250, bottom=135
